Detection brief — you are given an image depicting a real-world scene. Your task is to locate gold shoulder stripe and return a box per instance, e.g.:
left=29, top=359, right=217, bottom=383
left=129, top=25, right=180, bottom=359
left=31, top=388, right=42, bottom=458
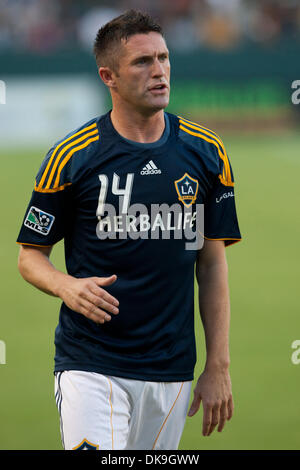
left=34, top=182, right=72, bottom=193
left=218, top=174, right=234, bottom=187
left=179, top=123, right=233, bottom=187
left=45, top=128, right=98, bottom=189
left=178, top=118, right=228, bottom=165
left=38, top=122, right=97, bottom=190
left=53, top=135, right=99, bottom=189
left=178, top=116, right=220, bottom=140
left=178, top=116, right=233, bottom=186
left=179, top=118, right=225, bottom=151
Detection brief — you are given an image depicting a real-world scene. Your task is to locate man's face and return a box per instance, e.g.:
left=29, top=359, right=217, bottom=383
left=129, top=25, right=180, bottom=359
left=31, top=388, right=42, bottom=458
left=111, top=32, right=170, bottom=114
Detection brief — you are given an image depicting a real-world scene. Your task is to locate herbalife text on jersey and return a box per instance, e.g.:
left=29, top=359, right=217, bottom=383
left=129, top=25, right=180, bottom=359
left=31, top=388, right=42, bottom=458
left=96, top=202, right=204, bottom=250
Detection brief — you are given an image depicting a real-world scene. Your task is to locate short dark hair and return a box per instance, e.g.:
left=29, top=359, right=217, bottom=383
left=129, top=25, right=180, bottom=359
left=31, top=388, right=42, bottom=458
left=93, top=9, right=164, bottom=72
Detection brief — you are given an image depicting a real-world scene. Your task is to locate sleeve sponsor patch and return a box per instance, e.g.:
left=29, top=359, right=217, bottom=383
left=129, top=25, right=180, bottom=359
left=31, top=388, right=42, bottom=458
left=216, top=191, right=234, bottom=204
left=24, top=206, right=55, bottom=235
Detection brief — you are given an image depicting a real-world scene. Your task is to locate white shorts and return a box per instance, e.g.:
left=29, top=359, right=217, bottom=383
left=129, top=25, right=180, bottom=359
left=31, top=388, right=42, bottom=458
left=54, top=370, right=192, bottom=450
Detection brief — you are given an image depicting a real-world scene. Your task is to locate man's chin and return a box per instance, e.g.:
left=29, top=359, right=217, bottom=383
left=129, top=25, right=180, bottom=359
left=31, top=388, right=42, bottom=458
left=144, top=97, right=170, bottom=113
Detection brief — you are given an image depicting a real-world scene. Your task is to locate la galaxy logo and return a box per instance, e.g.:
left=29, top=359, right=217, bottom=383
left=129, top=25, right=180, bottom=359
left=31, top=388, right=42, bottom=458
left=73, top=439, right=99, bottom=450
left=174, top=173, right=199, bottom=208
left=24, top=206, right=55, bottom=235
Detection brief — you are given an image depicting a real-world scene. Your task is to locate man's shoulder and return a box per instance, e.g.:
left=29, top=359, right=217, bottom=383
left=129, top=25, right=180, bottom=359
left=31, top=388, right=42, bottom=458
left=35, top=114, right=106, bottom=192
left=175, top=114, right=225, bottom=154
left=174, top=114, right=233, bottom=186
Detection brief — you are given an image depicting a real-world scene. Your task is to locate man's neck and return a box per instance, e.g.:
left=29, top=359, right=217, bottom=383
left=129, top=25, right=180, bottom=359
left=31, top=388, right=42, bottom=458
left=110, top=105, right=166, bottom=144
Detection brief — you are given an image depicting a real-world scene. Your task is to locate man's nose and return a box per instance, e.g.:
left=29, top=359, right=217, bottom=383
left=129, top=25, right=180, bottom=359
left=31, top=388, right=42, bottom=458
left=152, top=58, right=165, bottom=77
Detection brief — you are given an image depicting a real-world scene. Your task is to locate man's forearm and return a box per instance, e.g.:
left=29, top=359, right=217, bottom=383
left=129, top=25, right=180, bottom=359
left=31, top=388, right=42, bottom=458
left=18, top=245, right=71, bottom=298
left=197, top=258, right=231, bottom=370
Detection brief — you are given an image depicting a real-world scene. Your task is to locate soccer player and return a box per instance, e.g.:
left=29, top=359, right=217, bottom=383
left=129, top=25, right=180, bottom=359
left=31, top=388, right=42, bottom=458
left=17, top=10, right=241, bottom=450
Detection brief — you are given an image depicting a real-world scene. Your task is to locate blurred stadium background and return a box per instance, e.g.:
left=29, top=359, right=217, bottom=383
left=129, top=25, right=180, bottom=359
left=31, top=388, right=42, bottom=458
left=0, top=0, right=300, bottom=450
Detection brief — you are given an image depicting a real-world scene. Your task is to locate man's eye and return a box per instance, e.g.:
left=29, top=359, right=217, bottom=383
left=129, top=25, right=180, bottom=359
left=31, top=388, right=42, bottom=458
left=137, top=58, right=147, bottom=64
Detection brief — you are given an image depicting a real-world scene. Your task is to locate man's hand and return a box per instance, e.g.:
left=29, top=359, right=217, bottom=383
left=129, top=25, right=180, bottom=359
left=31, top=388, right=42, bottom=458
left=57, top=274, right=119, bottom=324
left=193, top=240, right=233, bottom=436
left=18, top=245, right=119, bottom=325
left=187, top=367, right=234, bottom=436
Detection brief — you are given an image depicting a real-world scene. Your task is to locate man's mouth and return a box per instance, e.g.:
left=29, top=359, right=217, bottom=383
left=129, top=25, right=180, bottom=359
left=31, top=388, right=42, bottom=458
left=149, top=83, right=168, bottom=93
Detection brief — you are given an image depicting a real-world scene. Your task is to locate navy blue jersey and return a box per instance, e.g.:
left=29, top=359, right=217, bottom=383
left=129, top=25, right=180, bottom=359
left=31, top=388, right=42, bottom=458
left=17, top=111, right=241, bottom=381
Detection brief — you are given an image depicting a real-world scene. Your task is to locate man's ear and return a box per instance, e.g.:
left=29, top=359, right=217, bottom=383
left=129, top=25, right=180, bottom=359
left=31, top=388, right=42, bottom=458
left=98, top=67, right=117, bottom=89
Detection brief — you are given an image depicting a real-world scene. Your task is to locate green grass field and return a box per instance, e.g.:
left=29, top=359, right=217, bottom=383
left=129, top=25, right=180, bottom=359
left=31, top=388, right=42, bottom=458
left=1, top=132, right=300, bottom=450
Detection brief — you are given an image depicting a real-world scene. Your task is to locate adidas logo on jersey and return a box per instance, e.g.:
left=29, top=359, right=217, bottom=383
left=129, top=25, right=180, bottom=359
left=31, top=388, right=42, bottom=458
left=140, top=160, right=161, bottom=175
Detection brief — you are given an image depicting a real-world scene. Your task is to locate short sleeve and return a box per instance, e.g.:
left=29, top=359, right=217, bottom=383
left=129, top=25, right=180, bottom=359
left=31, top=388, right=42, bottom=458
left=204, top=157, right=242, bottom=247
left=16, top=148, right=73, bottom=247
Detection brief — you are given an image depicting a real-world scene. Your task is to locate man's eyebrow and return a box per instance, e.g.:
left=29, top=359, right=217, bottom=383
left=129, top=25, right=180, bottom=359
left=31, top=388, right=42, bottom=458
left=130, top=51, right=169, bottom=63
left=131, top=54, right=152, bottom=62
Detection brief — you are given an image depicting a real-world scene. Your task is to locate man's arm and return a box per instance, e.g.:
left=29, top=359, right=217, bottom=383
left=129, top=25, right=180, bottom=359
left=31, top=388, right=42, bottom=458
left=18, top=245, right=119, bottom=324
left=188, top=239, right=234, bottom=436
